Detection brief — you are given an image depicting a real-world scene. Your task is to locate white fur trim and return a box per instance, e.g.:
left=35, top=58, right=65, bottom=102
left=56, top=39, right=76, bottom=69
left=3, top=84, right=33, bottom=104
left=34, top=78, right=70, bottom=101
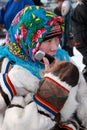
left=2, top=102, right=55, bottom=130
left=37, top=104, right=55, bottom=119
left=11, top=96, right=25, bottom=107
left=44, top=73, right=72, bottom=92
left=75, top=72, right=87, bottom=128
left=60, top=86, right=79, bottom=122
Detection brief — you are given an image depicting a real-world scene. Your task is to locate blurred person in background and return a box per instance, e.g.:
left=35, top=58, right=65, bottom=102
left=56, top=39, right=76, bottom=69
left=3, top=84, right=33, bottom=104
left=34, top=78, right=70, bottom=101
left=54, top=0, right=63, bottom=16
left=72, top=0, right=87, bottom=81
left=0, top=0, right=35, bottom=31
left=0, top=0, right=45, bottom=38
left=54, top=0, right=77, bottom=56
left=33, top=0, right=44, bottom=6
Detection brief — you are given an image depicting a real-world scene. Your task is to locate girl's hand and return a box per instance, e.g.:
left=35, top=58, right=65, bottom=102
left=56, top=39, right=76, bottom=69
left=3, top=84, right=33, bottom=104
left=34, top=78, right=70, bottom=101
left=43, top=57, right=60, bottom=73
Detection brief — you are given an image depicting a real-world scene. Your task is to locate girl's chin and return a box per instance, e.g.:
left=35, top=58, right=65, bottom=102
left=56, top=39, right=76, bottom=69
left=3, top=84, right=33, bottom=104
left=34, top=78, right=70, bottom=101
left=49, top=53, right=56, bottom=56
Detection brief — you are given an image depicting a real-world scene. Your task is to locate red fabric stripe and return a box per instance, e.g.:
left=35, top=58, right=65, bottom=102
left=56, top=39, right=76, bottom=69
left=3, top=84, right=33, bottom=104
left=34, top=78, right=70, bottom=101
left=6, top=74, right=17, bottom=95
left=60, top=124, right=73, bottom=130
left=36, top=95, right=59, bottom=113
left=45, top=76, right=69, bottom=93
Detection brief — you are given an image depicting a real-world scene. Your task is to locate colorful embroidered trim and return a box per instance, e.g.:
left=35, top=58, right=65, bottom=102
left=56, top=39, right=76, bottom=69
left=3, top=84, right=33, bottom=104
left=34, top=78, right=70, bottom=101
left=34, top=94, right=59, bottom=116
left=3, top=73, right=16, bottom=98
left=5, top=61, right=11, bottom=73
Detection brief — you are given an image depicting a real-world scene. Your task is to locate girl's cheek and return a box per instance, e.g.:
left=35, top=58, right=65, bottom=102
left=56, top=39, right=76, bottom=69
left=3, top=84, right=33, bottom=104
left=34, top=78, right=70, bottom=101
left=41, top=47, right=49, bottom=52
left=39, top=45, right=49, bottom=53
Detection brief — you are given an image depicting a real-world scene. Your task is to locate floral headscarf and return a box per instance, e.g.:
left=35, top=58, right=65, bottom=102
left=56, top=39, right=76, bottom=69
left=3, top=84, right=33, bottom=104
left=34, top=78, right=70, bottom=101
left=7, top=6, right=64, bottom=60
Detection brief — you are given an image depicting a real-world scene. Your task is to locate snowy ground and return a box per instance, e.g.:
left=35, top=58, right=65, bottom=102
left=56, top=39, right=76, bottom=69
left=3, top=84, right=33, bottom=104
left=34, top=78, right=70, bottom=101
left=0, top=38, right=85, bottom=72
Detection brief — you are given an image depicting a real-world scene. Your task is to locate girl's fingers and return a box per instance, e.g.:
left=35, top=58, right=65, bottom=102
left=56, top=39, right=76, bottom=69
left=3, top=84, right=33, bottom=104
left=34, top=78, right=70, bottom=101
left=43, top=57, right=50, bottom=72
left=43, top=57, right=60, bottom=73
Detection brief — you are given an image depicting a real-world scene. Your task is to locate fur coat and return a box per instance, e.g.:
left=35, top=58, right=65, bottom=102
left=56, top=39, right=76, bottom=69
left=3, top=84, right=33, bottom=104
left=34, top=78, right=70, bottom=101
left=0, top=58, right=87, bottom=130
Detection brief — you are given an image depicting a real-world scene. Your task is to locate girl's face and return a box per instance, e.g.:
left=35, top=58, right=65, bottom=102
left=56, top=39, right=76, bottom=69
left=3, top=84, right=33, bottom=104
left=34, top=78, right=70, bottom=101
left=39, top=37, right=60, bottom=56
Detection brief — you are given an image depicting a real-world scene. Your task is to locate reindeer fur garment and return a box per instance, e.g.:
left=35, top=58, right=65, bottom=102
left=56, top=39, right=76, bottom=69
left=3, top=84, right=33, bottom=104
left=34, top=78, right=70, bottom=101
left=0, top=60, right=87, bottom=130
left=0, top=58, right=39, bottom=113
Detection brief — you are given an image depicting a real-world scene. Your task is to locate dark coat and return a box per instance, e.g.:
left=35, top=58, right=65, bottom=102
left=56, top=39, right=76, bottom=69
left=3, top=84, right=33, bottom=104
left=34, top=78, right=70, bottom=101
left=72, top=1, right=87, bottom=65
left=72, top=1, right=87, bottom=47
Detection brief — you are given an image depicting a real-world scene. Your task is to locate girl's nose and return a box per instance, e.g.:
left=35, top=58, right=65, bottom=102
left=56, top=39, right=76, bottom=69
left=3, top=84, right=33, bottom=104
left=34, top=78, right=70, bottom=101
left=50, top=46, right=58, bottom=51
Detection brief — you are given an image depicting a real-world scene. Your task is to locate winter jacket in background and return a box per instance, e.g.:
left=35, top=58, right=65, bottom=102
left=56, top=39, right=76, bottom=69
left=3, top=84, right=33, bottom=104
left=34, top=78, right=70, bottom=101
left=0, top=0, right=34, bottom=30
left=72, top=0, right=87, bottom=65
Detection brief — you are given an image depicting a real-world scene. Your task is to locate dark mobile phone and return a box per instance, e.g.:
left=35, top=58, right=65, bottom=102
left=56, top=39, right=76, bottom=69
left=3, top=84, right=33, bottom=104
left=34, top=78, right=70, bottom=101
left=35, top=50, right=55, bottom=64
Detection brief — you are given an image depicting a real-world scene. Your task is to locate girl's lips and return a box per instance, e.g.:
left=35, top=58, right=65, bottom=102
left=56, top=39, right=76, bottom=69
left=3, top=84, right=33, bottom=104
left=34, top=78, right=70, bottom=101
left=48, top=52, right=56, bottom=56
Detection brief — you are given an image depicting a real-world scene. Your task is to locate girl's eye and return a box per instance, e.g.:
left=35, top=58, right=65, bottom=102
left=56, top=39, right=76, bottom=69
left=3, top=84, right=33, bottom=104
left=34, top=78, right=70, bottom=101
left=55, top=37, right=59, bottom=40
left=47, top=39, right=52, bottom=43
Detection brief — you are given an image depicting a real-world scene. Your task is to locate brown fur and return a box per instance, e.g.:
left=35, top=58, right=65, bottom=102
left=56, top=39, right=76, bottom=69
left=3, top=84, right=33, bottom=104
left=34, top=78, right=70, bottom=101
left=38, top=61, right=80, bottom=130
left=53, top=62, right=79, bottom=87
left=37, top=79, right=69, bottom=111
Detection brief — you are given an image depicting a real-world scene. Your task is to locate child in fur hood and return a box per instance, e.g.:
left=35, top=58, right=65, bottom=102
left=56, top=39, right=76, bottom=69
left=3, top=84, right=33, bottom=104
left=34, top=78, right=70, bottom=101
left=0, top=6, right=70, bottom=80
left=0, top=5, right=72, bottom=130
left=0, top=6, right=70, bottom=109
left=0, top=5, right=87, bottom=130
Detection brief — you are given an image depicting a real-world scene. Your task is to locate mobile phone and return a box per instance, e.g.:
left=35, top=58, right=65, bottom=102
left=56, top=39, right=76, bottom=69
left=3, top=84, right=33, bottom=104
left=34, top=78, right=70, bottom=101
left=35, top=50, right=55, bottom=64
